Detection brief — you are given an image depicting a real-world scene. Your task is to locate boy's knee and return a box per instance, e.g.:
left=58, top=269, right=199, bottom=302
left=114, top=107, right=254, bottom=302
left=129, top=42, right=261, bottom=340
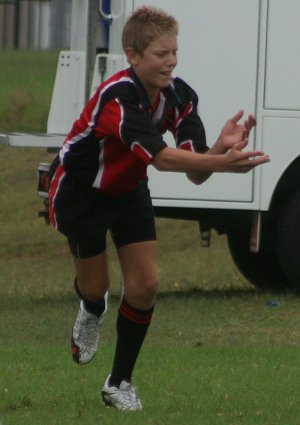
left=144, top=278, right=159, bottom=298
left=125, top=277, right=158, bottom=309
left=77, top=276, right=109, bottom=301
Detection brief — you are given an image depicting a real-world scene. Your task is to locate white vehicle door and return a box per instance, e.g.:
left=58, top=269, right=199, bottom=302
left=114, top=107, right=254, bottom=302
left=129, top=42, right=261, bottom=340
left=131, top=0, right=260, bottom=208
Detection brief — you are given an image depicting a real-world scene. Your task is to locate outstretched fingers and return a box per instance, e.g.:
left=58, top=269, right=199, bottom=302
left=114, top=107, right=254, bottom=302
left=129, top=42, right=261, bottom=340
left=247, top=151, right=270, bottom=164
left=238, top=150, right=270, bottom=170
left=230, top=110, right=244, bottom=124
left=243, top=114, right=257, bottom=138
left=227, top=142, right=270, bottom=173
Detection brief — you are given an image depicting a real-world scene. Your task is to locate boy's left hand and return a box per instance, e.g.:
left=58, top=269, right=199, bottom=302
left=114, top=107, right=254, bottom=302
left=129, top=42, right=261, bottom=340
left=220, top=110, right=256, bottom=151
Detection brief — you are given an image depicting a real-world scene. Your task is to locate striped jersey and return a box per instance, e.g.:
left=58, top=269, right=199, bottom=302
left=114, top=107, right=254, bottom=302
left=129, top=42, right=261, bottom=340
left=50, top=66, right=207, bottom=197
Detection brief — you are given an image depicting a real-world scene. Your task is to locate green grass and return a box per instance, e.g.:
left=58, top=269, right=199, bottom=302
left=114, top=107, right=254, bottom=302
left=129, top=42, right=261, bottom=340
left=1, top=345, right=299, bottom=425
left=1, top=144, right=300, bottom=425
left=0, top=50, right=59, bottom=133
left=1, top=51, right=300, bottom=424
left=1, top=290, right=300, bottom=424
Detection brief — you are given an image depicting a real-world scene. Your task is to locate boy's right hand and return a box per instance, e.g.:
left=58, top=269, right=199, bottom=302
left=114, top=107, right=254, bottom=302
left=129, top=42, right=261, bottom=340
left=221, top=139, right=270, bottom=173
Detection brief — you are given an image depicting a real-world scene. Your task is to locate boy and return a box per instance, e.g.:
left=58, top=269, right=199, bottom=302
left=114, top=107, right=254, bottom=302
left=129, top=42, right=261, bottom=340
left=49, top=6, right=269, bottom=412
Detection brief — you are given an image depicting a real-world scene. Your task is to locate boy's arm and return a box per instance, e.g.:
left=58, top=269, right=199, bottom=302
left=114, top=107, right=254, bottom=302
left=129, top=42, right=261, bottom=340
left=209, top=110, right=256, bottom=154
left=152, top=139, right=269, bottom=176
left=185, top=111, right=257, bottom=184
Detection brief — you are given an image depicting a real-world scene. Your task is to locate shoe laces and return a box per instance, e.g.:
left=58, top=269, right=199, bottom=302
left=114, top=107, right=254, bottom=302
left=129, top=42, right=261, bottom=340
left=118, top=382, right=142, bottom=409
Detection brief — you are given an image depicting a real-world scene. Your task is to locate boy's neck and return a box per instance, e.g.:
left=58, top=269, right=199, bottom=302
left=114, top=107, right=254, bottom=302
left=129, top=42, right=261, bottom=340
left=149, top=90, right=160, bottom=106
left=151, top=92, right=161, bottom=113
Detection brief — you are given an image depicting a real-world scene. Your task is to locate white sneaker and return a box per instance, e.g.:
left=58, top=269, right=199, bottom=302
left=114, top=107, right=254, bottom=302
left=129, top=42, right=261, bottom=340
left=71, top=295, right=107, bottom=364
left=101, top=375, right=143, bottom=411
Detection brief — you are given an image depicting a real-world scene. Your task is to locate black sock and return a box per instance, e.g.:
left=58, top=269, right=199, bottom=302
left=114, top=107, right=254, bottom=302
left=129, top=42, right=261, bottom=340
left=73, top=277, right=106, bottom=317
left=109, top=297, right=154, bottom=388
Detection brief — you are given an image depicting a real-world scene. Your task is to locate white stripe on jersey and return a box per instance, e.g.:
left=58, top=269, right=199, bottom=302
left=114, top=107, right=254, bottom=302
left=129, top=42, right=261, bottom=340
left=151, top=92, right=166, bottom=125
left=60, top=76, right=134, bottom=162
left=90, top=76, right=133, bottom=126
left=131, top=141, right=152, bottom=160
left=92, top=139, right=105, bottom=189
left=179, top=140, right=195, bottom=152
left=51, top=170, right=66, bottom=229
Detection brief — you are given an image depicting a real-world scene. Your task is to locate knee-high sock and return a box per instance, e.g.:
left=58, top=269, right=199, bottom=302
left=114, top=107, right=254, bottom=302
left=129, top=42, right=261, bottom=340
left=109, top=297, right=154, bottom=387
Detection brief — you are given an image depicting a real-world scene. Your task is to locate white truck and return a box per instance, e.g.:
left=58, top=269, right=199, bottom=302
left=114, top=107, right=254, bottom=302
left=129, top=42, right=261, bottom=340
left=2, top=0, right=300, bottom=291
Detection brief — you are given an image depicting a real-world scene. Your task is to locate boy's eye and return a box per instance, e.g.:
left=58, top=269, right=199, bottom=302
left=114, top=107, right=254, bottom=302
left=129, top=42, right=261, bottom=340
left=155, top=50, right=177, bottom=58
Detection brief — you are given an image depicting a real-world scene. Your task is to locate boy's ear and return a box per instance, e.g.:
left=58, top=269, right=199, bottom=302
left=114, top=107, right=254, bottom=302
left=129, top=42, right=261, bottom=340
left=125, top=47, right=139, bottom=65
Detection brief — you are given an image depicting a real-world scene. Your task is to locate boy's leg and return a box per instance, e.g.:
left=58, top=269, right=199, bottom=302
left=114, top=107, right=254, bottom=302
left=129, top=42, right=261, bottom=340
left=117, top=240, right=158, bottom=309
left=71, top=252, right=110, bottom=364
left=102, top=240, right=158, bottom=410
left=73, top=251, right=110, bottom=301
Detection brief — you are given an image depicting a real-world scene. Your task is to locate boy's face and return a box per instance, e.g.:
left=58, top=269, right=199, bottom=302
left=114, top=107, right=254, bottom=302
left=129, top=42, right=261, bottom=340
left=126, top=34, right=178, bottom=100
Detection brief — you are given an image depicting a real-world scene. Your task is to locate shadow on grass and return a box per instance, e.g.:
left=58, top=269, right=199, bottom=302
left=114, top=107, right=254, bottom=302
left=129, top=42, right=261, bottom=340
left=1, top=284, right=297, bottom=310
left=155, top=286, right=297, bottom=301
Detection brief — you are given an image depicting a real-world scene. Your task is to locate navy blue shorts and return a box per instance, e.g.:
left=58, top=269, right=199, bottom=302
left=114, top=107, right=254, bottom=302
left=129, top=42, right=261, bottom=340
left=53, top=177, right=156, bottom=259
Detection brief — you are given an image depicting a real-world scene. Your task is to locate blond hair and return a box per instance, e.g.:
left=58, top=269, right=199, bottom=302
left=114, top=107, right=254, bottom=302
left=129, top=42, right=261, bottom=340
left=122, top=6, right=178, bottom=54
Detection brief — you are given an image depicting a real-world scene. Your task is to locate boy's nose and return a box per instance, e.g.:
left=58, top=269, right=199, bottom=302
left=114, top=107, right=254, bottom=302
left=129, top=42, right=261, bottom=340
left=167, top=53, right=177, bottom=66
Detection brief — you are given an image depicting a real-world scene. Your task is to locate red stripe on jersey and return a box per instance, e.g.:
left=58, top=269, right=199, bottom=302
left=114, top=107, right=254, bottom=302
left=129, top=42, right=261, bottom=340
left=48, top=164, right=65, bottom=228
left=92, top=98, right=148, bottom=193
left=94, top=136, right=146, bottom=193
left=174, top=101, right=193, bottom=130
left=131, top=142, right=152, bottom=163
left=179, top=140, right=195, bottom=152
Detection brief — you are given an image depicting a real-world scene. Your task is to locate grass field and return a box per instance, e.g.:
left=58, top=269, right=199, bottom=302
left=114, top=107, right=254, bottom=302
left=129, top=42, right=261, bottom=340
left=0, top=50, right=58, bottom=133
left=0, top=51, right=300, bottom=425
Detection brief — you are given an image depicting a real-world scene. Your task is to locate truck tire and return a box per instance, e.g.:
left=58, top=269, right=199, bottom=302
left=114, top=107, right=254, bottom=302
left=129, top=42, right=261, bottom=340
left=227, top=227, right=288, bottom=291
left=276, top=189, right=300, bottom=291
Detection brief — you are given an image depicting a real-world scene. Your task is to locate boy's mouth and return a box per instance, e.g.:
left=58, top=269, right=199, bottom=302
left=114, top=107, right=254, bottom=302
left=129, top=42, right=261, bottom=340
left=160, top=71, right=172, bottom=77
